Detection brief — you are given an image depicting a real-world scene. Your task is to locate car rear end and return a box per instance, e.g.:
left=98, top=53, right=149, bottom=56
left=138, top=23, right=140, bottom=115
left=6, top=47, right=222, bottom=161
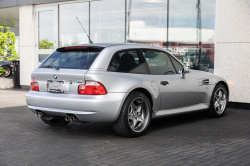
left=26, top=46, right=126, bottom=123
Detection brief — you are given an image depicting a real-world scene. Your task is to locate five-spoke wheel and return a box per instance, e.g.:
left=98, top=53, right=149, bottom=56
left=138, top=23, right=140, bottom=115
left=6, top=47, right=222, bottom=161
left=214, top=88, right=227, bottom=114
left=207, top=84, right=228, bottom=117
left=127, top=97, right=150, bottom=133
left=113, top=91, right=151, bottom=137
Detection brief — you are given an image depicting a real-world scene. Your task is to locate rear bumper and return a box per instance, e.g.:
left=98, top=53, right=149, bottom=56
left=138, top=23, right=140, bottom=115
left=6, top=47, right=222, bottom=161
left=26, top=91, right=128, bottom=122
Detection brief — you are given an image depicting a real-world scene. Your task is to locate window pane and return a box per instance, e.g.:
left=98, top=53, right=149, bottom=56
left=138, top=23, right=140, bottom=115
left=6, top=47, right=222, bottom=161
left=201, top=0, right=215, bottom=73
left=38, top=11, right=54, bottom=49
left=169, top=55, right=183, bottom=74
left=108, top=50, right=149, bottom=74
left=127, top=0, right=167, bottom=48
left=90, top=0, right=125, bottom=43
left=59, top=3, right=89, bottom=47
left=39, top=51, right=100, bottom=69
left=39, top=54, right=50, bottom=66
left=168, top=0, right=215, bottom=73
left=142, top=50, right=176, bottom=75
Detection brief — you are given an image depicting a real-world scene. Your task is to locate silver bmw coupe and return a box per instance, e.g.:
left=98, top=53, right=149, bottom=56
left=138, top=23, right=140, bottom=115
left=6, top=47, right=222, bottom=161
left=26, top=43, right=229, bottom=137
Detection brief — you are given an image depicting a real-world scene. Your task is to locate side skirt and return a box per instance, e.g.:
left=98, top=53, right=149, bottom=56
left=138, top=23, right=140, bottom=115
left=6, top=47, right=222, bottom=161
left=153, top=103, right=209, bottom=118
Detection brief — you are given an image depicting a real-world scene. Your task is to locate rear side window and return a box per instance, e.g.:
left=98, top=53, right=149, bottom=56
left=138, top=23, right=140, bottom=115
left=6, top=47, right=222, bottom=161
left=142, top=49, right=176, bottom=75
left=108, top=50, right=149, bottom=74
left=39, top=50, right=100, bottom=69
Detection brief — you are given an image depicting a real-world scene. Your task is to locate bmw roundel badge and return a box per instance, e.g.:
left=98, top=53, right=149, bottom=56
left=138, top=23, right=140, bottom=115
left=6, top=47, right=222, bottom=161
left=53, top=75, right=57, bottom=79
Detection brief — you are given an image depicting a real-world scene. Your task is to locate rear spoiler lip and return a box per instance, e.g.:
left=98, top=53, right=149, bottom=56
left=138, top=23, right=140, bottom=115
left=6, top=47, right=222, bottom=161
left=56, top=46, right=105, bottom=52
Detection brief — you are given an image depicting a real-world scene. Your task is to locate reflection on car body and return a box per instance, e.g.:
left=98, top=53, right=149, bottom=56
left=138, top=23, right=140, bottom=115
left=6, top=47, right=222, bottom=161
left=26, top=43, right=229, bottom=137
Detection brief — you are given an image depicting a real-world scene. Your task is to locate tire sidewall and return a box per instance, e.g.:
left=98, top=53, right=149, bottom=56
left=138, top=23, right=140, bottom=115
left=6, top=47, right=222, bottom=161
left=123, top=91, right=152, bottom=137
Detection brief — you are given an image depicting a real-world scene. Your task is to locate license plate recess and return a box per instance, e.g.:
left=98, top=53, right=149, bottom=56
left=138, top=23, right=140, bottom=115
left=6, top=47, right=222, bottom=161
left=47, top=80, right=64, bottom=93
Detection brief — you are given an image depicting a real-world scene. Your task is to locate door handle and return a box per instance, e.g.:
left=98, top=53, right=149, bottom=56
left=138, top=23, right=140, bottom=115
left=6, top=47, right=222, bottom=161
left=161, top=81, right=169, bottom=86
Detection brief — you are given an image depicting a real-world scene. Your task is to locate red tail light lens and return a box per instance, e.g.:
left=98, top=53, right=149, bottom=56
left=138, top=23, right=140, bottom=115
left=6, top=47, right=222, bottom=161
left=78, top=81, right=107, bottom=95
left=31, top=78, right=39, bottom=91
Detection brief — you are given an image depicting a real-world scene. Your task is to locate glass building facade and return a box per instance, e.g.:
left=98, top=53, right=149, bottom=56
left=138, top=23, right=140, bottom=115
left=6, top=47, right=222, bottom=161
left=38, top=0, right=216, bottom=73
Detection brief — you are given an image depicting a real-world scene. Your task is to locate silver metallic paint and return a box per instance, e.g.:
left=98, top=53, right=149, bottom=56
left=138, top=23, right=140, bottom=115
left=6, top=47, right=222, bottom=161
left=26, top=91, right=128, bottom=122
left=26, top=43, right=229, bottom=123
left=153, top=72, right=199, bottom=110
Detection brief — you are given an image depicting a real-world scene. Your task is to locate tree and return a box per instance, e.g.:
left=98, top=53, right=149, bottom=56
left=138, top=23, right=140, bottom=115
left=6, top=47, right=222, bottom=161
left=0, top=67, right=6, bottom=77
left=0, top=26, right=18, bottom=61
left=39, top=39, right=54, bottom=49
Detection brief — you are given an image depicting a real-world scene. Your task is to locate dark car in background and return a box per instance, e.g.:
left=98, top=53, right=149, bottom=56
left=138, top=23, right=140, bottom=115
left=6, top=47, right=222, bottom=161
left=0, top=60, right=18, bottom=77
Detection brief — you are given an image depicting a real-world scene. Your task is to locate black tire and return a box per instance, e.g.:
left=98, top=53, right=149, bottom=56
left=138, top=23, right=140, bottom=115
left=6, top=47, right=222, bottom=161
left=206, top=84, right=228, bottom=118
left=113, top=91, right=152, bottom=137
left=41, top=117, right=69, bottom=126
left=2, top=66, right=11, bottom=77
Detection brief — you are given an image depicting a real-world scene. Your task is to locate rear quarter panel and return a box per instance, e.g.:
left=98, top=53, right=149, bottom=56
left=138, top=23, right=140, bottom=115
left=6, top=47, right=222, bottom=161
left=84, top=71, right=160, bottom=113
left=87, top=44, right=167, bottom=113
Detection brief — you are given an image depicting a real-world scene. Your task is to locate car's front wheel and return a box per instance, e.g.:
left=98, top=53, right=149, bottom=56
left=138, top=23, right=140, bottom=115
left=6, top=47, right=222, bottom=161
left=206, top=84, right=228, bottom=118
left=113, top=91, right=152, bottom=137
left=41, top=116, right=69, bottom=126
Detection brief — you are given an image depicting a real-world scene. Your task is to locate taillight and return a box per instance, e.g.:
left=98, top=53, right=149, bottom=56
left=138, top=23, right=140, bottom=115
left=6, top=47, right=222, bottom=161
left=78, top=81, right=107, bottom=95
left=31, top=78, right=39, bottom=91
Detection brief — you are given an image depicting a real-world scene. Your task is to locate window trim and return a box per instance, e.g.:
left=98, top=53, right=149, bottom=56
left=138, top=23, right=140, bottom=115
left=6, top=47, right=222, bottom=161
left=107, top=48, right=151, bottom=75
left=168, top=55, right=178, bottom=74
left=141, top=48, right=182, bottom=76
left=168, top=54, right=184, bottom=67
left=141, top=48, right=184, bottom=67
left=168, top=53, right=185, bottom=74
left=39, top=50, right=100, bottom=70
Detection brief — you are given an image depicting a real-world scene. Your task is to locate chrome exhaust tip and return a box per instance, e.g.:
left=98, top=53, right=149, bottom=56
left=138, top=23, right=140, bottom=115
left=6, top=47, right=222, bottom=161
left=38, top=112, right=43, bottom=118
left=69, top=116, right=74, bottom=122
left=35, top=112, right=38, bottom=117
left=65, top=116, right=70, bottom=121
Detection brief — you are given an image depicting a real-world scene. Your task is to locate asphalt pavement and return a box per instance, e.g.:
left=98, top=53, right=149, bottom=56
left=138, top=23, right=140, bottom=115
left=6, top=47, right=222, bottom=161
left=0, top=90, right=250, bottom=166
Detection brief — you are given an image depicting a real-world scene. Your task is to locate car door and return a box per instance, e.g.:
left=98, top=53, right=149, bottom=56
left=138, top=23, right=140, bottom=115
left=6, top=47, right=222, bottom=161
left=142, top=49, right=199, bottom=110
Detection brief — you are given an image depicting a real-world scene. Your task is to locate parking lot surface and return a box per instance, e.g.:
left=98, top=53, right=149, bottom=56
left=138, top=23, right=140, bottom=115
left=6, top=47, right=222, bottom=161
left=0, top=90, right=250, bottom=166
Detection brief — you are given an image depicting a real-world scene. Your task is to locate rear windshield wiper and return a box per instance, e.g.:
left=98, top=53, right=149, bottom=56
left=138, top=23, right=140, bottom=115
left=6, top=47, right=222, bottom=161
left=41, top=65, right=54, bottom=68
left=54, top=66, right=59, bottom=70
left=41, top=65, right=59, bottom=70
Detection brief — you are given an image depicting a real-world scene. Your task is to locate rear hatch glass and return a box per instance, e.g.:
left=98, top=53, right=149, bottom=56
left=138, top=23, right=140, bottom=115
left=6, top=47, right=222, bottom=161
left=39, top=47, right=102, bottom=69
left=34, top=47, right=103, bottom=94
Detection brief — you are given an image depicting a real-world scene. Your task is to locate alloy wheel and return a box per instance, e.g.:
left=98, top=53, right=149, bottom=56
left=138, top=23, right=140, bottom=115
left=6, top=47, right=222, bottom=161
left=214, top=88, right=227, bottom=114
left=127, top=97, right=150, bottom=132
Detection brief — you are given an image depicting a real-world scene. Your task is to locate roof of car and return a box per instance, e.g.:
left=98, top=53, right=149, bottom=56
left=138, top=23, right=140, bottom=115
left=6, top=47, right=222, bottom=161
left=73, top=43, right=143, bottom=48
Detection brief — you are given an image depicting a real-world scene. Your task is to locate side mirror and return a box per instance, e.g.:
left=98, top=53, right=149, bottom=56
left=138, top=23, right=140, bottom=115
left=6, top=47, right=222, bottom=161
left=179, top=67, right=185, bottom=78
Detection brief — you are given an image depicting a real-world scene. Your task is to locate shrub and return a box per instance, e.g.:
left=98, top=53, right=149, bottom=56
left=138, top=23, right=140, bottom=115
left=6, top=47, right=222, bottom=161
left=0, top=67, right=6, bottom=77
left=0, top=26, right=19, bottom=61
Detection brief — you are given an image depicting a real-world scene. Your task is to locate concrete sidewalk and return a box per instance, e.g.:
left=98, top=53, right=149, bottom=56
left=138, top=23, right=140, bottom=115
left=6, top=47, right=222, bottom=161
left=0, top=89, right=28, bottom=108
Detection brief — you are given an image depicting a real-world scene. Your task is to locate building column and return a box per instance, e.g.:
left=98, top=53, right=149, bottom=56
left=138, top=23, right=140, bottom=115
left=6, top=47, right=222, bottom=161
left=215, top=0, right=250, bottom=103
left=19, top=5, right=35, bottom=87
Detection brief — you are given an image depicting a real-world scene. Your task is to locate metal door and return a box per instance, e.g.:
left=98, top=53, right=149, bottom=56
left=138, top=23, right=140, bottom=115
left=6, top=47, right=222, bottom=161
left=154, top=73, right=198, bottom=109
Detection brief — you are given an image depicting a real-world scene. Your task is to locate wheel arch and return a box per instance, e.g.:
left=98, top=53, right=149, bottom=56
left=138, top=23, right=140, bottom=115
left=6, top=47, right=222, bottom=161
left=130, top=88, right=154, bottom=110
left=113, top=87, right=155, bottom=123
left=216, top=81, right=230, bottom=99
